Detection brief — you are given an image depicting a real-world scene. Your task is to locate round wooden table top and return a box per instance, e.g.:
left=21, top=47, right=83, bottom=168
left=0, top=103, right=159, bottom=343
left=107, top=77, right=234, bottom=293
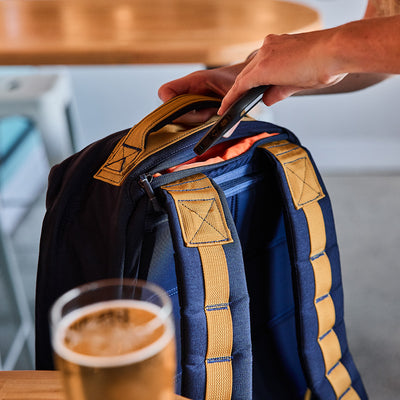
left=0, top=370, right=189, bottom=400
left=0, top=0, right=321, bottom=66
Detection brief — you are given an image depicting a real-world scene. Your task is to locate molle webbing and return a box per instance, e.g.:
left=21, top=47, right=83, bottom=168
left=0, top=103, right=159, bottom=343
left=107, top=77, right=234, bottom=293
left=260, top=140, right=363, bottom=400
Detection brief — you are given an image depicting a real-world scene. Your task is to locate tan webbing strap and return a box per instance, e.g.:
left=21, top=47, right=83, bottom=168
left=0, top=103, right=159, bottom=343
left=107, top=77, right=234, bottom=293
left=162, top=174, right=234, bottom=400
left=260, top=141, right=360, bottom=400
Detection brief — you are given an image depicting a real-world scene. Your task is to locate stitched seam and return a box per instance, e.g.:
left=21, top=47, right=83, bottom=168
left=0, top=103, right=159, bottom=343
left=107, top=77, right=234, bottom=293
left=205, top=303, right=229, bottom=311
left=316, top=293, right=329, bottom=303
left=319, top=329, right=332, bottom=341
left=339, top=387, right=352, bottom=400
left=179, top=199, right=230, bottom=244
left=327, top=361, right=340, bottom=376
left=104, top=145, right=140, bottom=171
left=122, top=143, right=141, bottom=151
left=266, top=142, right=299, bottom=153
left=166, top=186, right=211, bottom=192
left=97, top=121, right=215, bottom=182
left=284, top=159, right=322, bottom=203
left=311, top=251, right=325, bottom=261
left=276, top=146, right=300, bottom=156
left=206, top=356, right=233, bottom=364
left=163, top=176, right=208, bottom=189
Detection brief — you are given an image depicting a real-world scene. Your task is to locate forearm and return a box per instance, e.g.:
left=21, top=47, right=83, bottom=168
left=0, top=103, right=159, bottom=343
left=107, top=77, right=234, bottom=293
left=296, top=15, right=400, bottom=95
left=327, top=15, right=400, bottom=76
left=296, top=73, right=390, bottom=95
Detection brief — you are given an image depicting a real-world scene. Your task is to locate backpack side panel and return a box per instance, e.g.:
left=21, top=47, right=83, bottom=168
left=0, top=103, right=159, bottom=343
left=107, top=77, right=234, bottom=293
left=35, top=131, right=147, bottom=370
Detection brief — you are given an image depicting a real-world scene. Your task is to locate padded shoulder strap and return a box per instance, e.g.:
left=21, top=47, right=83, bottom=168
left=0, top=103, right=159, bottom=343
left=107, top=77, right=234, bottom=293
left=259, top=141, right=368, bottom=400
left=161, top=174, right=252, bottom=400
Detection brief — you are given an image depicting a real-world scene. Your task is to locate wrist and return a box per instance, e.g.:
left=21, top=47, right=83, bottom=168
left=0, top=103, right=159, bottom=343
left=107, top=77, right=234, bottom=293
left=310, top=27, right=348, bottom=83
left=327, top=23, right=363, bottom=75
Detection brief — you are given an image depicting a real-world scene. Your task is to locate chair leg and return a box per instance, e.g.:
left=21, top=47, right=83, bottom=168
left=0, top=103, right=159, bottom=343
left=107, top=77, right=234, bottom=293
left=0, top=229, right=34, bottom=370
left=34, top=100, right=75, bottom=166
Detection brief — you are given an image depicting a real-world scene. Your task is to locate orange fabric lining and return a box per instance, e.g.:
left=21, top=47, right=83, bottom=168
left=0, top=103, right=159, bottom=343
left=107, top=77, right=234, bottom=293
left=159, top=132, right=279, bottom=175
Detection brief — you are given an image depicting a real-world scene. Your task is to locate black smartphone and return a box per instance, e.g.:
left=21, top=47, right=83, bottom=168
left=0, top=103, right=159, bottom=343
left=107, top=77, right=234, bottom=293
left=194, top=85, right=269, bottom=155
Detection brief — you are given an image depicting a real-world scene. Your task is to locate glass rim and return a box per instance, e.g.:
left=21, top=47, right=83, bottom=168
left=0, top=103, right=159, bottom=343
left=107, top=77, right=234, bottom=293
left=50, top=278, right=173, bottom=328
left=50, top=279, right=174, bottom=367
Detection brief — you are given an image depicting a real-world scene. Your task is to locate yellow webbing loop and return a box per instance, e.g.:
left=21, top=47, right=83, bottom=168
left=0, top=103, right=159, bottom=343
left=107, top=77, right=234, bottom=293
left=261, top=141, right=360, bottom=400
left=162, top=174, right=233, bottom=400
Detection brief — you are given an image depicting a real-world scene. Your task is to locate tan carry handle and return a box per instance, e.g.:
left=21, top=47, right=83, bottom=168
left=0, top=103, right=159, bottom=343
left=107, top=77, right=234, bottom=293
left=94, top=94, right=221, bottom=186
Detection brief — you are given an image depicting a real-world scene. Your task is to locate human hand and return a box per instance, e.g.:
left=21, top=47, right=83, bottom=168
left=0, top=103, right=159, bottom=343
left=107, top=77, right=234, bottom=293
left=219, top=31, right=347, bottom=115
left=158, top=63, right=247, bottom=124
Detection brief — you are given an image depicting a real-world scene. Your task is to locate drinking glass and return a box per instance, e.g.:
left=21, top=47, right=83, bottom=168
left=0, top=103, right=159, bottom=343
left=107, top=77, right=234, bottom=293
left=50, top=279, right=176, bottom=400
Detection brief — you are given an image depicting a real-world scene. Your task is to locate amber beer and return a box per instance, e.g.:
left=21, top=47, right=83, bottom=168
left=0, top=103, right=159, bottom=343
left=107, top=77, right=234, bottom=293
left=50, top=280, right=176, bottom=400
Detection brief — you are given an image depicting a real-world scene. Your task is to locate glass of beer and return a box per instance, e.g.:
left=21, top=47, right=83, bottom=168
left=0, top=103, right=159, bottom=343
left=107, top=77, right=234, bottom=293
left=50, top=279, right=176, bottom=400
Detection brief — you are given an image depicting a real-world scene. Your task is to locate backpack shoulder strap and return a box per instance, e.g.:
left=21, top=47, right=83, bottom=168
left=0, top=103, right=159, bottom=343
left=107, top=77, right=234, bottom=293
left=259, top=140, right=368, bottom=400
left=161, top=174, right=252, bottom=400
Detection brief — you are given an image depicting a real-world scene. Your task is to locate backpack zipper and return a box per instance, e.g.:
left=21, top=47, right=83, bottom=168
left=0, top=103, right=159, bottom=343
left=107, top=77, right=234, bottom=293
left=138, top=173, right=162, bottom=212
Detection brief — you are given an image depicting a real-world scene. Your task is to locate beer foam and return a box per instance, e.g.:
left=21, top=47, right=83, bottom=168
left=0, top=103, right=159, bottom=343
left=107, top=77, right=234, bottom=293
left=53, top=300, right=174, bottom=368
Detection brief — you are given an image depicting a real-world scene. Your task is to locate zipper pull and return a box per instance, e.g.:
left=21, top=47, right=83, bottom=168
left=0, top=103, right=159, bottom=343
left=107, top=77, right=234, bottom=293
left=139, top=174, right=162, bottom=212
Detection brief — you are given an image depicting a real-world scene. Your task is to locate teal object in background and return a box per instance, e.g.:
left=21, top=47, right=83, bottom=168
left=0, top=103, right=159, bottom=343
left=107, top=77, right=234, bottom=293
left=0, top=116, right=38, bottom=189
left=0, top=116, right=49, bottom=234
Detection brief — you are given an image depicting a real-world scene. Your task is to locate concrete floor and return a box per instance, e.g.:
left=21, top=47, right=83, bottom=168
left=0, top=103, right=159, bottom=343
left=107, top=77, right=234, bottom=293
left=324, top=174, right=400, bottom=400
left=1, top=173, right=399, bottom=399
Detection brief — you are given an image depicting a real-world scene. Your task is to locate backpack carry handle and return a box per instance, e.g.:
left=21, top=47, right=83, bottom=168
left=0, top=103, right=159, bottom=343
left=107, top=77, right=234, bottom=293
left=133, top=94, right=222, bottom=144
left=94, top=94, right=222, bottom=186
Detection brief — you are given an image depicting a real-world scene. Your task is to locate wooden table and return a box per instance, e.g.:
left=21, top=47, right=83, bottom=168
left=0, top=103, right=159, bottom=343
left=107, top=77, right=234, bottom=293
left=0, top=370, right=189, bottom=399
left=0, top=0, right=321, bottom=66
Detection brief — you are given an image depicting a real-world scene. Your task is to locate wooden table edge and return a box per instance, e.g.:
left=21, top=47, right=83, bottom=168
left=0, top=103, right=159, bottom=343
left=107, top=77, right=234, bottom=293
left=0, top=370, right=188, bottom=399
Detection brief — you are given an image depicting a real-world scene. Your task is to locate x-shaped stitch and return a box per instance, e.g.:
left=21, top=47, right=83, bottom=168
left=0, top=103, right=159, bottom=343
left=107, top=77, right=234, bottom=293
left=285, top=158, right=322, bottom=206
left=179, top=199, right=229, bottom=244
left=105, top=142, right=141, bottom=172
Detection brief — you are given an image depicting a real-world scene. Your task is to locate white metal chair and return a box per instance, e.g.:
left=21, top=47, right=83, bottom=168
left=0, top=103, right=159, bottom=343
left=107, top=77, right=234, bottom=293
left=0, top=72, right=80, bottom=369
left=0, top=217, right=35, bottom=370
left=0, top=73, right=79, bottom=166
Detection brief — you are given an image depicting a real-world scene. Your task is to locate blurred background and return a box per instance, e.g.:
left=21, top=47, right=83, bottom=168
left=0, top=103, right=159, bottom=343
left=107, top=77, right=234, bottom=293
left=0, top=0, right=399, bottom=399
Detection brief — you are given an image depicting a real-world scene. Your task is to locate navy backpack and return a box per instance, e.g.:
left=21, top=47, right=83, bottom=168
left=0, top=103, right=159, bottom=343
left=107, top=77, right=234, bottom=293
left=36, top=94, right=368, bottom=400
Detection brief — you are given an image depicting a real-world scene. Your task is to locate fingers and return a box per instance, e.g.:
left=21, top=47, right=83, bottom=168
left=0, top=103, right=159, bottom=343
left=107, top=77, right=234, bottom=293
left=158, top=78, right=190, bottom=102
left=218, top=61, right=262, bottom=115
left=159, top=64, right=244, bottom=105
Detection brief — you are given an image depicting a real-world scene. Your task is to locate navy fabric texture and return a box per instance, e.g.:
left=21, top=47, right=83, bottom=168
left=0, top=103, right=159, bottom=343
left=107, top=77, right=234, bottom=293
left=35, top=118, right=367, bottom=400
left=260, top=146, right=368, bottom=399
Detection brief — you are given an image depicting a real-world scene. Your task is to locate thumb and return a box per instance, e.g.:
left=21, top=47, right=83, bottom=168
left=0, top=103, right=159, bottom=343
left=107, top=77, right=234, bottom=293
left=158, top=84, right=179, bottom=102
